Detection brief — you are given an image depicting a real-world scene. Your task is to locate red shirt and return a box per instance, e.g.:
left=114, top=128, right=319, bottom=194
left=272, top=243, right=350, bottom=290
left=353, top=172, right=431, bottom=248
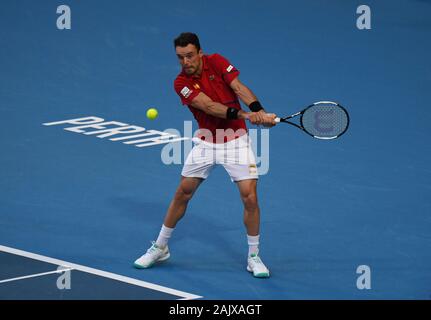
left=174, top=54, right=247, bottom=143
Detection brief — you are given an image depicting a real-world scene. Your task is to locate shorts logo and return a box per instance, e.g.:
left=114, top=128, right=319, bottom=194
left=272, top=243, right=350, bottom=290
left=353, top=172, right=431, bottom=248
left=249, top=164, right=258, bottom=175
left=181, top=86, right=193, bottom=98
left=226, top=65, right=234, bottom=72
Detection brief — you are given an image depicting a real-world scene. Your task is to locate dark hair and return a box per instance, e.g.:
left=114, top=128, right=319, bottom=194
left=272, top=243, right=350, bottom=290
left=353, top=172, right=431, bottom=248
left=174, top=32, right=201, bottom=51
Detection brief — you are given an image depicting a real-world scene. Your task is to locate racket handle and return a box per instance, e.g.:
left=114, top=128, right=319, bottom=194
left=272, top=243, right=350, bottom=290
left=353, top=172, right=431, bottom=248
left=275, top=117, right=281, bottom=123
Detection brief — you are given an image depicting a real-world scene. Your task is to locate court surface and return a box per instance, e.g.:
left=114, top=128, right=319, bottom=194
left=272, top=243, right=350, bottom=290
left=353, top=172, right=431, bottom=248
left=1, top=0, right=430, bottom=299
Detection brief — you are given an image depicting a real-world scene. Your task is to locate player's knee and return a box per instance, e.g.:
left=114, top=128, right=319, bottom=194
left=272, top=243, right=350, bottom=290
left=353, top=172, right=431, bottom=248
left=175, top=186, right=194, bottom=202
left=241, top=192, right=258, bottom=210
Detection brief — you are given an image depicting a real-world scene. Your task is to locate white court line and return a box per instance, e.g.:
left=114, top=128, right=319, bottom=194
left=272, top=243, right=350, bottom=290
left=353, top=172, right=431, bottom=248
left=0, top=245, right=202, bottom=300
left=0, top=268, right=73, bottom=284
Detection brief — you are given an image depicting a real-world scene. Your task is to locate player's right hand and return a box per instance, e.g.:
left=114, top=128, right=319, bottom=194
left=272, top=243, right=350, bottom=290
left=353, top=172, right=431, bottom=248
left=262, top=113, right=277, bottom=127
left=248, top=112, right=277, bottom=127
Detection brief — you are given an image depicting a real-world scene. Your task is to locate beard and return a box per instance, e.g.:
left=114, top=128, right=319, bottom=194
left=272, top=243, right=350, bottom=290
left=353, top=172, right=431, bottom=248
left=184, top=66, right=195, bottom=75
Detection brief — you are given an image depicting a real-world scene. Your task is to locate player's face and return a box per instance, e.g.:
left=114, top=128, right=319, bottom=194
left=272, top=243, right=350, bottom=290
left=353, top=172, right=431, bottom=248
left=176, top=44, right=203, bottom=76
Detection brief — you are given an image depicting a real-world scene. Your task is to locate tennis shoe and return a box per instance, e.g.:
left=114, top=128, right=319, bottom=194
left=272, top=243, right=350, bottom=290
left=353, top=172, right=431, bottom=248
left=134, top=241, right=170, bottom=269
left=247, top=252, right=270, bottom=278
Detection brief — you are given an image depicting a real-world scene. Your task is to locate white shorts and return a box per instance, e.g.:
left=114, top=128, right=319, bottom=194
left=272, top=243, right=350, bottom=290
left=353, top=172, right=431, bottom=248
left=181, top=134, right=258, bottom=182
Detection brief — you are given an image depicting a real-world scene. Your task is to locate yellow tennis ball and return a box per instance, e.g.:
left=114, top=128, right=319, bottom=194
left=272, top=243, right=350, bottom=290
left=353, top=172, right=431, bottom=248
left=146, top=108, right=158, bottom=120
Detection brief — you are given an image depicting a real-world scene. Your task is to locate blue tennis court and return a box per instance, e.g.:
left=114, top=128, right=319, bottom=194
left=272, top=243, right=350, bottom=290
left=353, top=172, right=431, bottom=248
left=1, top=0, right=430, bottom=300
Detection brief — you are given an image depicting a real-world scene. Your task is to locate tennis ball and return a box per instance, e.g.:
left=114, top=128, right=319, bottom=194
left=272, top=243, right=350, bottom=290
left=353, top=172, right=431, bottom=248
left=146, top=108, right=158, bottom=120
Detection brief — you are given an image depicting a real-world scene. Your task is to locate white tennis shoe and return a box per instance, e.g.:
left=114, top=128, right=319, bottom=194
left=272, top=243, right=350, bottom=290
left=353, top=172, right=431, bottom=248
left=134, top=241, right=170, bottom=269
left=247, top=253, right=270, bottom=278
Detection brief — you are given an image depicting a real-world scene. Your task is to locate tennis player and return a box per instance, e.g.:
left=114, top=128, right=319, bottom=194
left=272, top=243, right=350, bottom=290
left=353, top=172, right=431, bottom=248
left=134, top=32, right=276, bottom=278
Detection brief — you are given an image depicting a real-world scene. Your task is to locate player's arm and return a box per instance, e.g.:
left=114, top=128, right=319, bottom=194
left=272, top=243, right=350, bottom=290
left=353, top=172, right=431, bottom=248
left=190, top=92, right=251, bottom=121
left=229, top=77, right=276, bottom=126
left=229, top=77, right=259, bottom=107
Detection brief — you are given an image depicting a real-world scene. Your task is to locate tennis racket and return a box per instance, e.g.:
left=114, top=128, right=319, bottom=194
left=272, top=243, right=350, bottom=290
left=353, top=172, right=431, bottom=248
left=275, top=101, right=349, bottom=139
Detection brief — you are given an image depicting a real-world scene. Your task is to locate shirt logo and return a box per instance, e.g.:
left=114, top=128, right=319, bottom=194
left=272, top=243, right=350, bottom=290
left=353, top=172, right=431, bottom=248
left=226, top=65, right=234, bottom=72
left=180, top=86, right=193, bottom=98
left=209, top=75, right=215, bottom=81
left=193, top=83, right=200, bottom=90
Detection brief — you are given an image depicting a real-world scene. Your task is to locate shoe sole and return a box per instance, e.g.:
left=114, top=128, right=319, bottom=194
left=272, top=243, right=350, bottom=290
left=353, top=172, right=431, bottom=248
left=133, top=252, right=170, bottom=269
left=247, top=265, right=270, bottom=278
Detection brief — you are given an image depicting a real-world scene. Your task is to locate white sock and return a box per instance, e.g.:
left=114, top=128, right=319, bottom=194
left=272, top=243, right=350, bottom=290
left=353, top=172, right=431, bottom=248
left=155, top=225, right=174, bottom=248
left=247, top=234, right=260, bottom=256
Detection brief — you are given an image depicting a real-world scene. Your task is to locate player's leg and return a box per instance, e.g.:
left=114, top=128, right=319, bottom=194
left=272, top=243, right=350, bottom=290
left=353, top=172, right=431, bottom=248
left=221, top=134, right=261, bottom=243
left=222, top=134, right=270, bottom=277
left=134, top=140, right=213, bottom=269
left=237, top=179, right=260, bottom=237
left=236, top=179, right=270, bottom=278
left=163, top=176, right=203, bottom=228
left=134, top=177, right=203, bottom=269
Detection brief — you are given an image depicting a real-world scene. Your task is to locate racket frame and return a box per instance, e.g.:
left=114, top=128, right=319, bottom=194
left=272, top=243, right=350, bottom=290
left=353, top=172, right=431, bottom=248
left=276, top=101, right=349, bottom=140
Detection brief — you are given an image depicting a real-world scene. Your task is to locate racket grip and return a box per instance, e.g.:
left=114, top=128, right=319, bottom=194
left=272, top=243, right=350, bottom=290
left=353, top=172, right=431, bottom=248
left=275, top=117, right=280, bottom=123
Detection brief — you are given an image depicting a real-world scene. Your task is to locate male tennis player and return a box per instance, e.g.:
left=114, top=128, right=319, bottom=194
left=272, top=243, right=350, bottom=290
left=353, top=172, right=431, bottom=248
left=134, top=32, right=276, bottom=278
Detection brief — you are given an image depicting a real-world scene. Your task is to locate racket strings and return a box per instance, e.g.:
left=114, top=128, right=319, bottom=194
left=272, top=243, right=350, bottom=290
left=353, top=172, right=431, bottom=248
left=301, top=103, right=349, bottom=138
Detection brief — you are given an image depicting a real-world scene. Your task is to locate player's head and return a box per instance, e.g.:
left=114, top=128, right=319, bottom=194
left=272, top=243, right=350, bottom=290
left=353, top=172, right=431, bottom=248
left=174, top=32, right=203, bottom=76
